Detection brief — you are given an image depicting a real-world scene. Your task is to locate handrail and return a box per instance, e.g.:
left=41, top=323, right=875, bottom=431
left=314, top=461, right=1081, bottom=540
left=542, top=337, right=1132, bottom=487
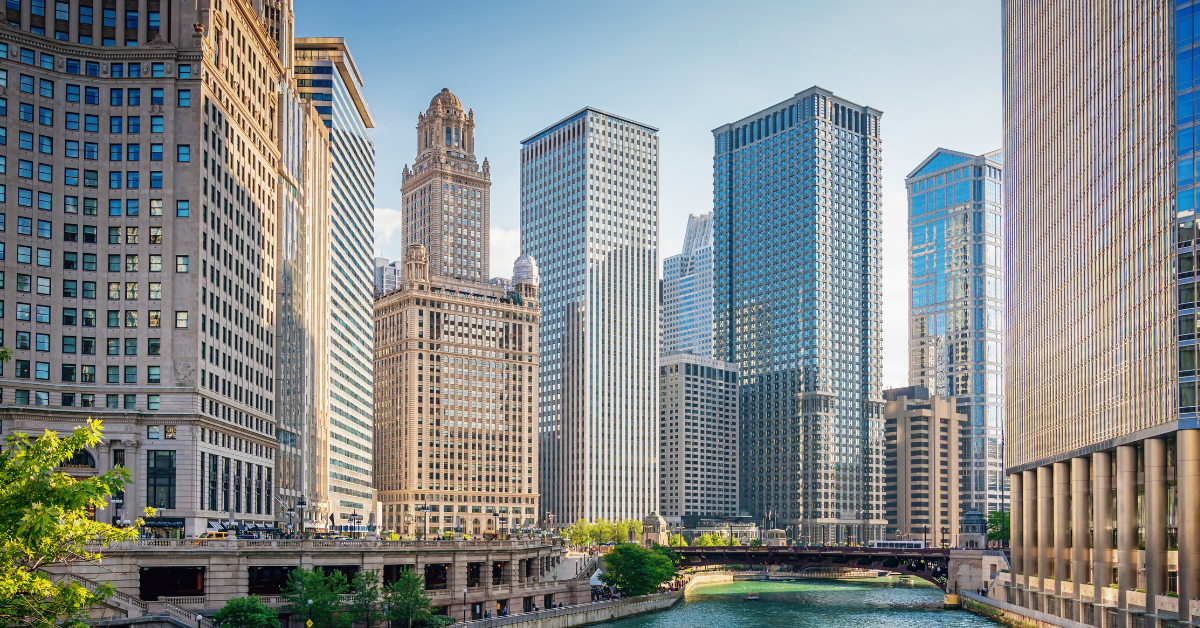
left=162, top=601, right=213, bottom=628
left=457, top=590, right=681, bottom=627
left=56, top=572, right=148, bottom=613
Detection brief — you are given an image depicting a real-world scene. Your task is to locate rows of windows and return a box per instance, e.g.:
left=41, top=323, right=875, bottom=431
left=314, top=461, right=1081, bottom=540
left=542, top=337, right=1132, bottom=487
left=4, top=8, right=180, bottom=50
left=4, top=389, right=162, bottom=409
left=0, top=302, right=187, bottom=327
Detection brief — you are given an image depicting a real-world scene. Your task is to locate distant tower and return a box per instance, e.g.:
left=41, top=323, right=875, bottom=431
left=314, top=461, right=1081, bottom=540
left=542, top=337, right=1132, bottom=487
left=662, top=213, right=715, bottom=356
left=404, top=243, right=429, bottom=284
left=512, top=254, right=540, bottom=304
left=402, top=89, right=491, bottom=281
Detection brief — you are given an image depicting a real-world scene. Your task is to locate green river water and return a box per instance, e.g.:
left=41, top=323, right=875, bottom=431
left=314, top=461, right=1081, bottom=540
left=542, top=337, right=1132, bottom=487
left=594, top=577, right=1002, bottom=627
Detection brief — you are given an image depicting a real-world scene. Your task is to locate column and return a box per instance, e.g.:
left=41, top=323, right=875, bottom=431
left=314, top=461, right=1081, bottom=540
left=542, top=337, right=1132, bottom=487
left=1023, top=469, right=1037, bottom=593
left=1093, top=450, right=1114, bottom=601
left=1179, top=430, right=1200, bottom=622
left=1071, top=456, right=1090, bottom=605
left=1145, top=438, right=1167, bottom=610
left=1054, top=461, right=1070, bottom=600
left=1011, top=472, right=1024, bottom=583
left=1038, top=465, right=1053, bottom=600
left=1117, top=445, right=1137, bottom=610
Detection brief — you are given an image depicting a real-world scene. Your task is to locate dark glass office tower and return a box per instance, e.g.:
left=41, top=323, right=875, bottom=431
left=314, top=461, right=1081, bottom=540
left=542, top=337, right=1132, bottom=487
left=713, top=86, right=884, bottom=544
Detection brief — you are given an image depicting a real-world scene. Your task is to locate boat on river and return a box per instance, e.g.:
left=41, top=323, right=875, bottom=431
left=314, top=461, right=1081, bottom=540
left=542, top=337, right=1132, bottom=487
left=746, top=592, right=759, bottom=601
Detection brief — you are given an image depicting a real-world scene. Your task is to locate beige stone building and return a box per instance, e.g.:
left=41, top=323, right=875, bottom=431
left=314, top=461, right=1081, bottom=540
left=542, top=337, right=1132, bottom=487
left=401, top=88, right=490, bottom=282
left=0, top=0, right=332, bottom=537
left=374, top=244, right=540, bottom=537
left=883, top=386, right=969, bottom=547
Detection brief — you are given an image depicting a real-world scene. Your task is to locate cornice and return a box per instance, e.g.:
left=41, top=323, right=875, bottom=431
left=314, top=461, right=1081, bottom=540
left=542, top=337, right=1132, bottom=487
left=0, top=22, right=202, bottom=64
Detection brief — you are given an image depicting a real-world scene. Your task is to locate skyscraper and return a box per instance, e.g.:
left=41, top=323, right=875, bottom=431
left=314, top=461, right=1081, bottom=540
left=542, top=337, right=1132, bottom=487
left=0, top=0, right=324, bottom=536
left=375, top=256, right=400, bottom=296
left=1002, top=1, right=1200, bottom=624
left=523, top=108, right=659, bottom=525
left=659, top=353, right=739, bottom=521
left=294, top=38, right=377, bottom=532
left=713, top=87, right=884, bottom=544
left=401, top=89, right=491, bottom=282
left=661, top=213, right=714, bottom=357
left=905, top=149, right=1005, bottom=515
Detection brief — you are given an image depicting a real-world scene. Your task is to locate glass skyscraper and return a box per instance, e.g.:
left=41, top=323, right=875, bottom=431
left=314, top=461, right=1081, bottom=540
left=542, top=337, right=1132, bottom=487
left=905, top=148, right=1006, bottom=516
left=523, top=108, right=659, bottom=525
left=713, top=87, right=884, bottom=544
left=661, top=213, right=714, bottom=357
left=294, top=38, right=377, bottom=532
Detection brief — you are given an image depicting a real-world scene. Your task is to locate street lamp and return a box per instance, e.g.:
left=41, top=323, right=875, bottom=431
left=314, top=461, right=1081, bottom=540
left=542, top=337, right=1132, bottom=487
left=462, top=587, right=468, bottom=621
left=297, top=496, right=307, bottom=538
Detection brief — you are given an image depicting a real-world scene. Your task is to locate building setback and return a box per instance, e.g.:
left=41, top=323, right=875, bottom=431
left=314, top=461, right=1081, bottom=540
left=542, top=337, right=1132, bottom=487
left=1002, top=1, right=1200, bottom=625
left=373, top=245, right=540, bottom=537
left=523, top=108, right=659, bottom=525
left=882, top=386, right=968, bottom=546
left=659, top=352, right=739, bottom=521
left=0, top=0, right=326, bottom=536
left=661, top=213, right=714, bottom=358
left=905, top=148, right=1006, bottom=516
left=294, top=37, right=376, bottom=533
left=712, top=87, right=884, bottom=544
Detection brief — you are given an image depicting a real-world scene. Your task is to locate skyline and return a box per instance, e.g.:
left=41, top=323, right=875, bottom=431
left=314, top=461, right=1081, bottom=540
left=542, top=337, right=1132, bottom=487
left=293, top=0, right=1003, bottom=389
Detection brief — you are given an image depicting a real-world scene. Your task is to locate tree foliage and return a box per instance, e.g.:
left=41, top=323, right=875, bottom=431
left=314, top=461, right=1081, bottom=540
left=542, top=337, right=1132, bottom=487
left=384, top=568, right=432, bottom=628
left=282, top=568, right=349, bottom=628
left=562, top=518, right=644, bottom=545
left=346, top=571, right=385, bottom=628
left=598, top=543, right=676, bottom=597
left=667, top=533, right=688, bottom=547
left=0, top=417, right=149, bottom=628
left=211, top=595, right=280, bottom=628
left=987, top=510, right=1010, bottom=543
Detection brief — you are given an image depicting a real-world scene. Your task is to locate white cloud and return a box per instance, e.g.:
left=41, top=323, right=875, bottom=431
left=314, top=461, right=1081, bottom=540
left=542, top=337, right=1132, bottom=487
left=490, top=226, right=522, bottom=279
left=373, top=207, right=404, bottom=260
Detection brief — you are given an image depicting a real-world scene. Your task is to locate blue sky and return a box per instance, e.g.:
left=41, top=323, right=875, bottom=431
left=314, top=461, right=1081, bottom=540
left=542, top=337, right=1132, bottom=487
left=294, top=0, right=1002, bottom=388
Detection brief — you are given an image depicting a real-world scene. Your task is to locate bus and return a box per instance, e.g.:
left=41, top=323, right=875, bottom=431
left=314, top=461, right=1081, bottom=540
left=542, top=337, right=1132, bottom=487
left=867, top=540, right=926, bottom=549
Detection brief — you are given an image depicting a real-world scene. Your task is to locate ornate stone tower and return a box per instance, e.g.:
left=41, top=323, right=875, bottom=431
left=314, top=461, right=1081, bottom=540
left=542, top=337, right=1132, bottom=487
left=404, top=243, right=429, bottom=285
left=401, top=89, right=492, bottom=281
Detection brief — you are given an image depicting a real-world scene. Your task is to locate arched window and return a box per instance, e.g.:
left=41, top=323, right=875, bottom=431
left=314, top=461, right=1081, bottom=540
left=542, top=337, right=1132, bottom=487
left=66, top=449, right=96, bottom=468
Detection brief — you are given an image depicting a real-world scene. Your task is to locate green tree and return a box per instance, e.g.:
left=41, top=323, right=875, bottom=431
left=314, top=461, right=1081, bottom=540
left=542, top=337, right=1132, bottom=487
left=212, top=596, right=280, bottom=628
left=592, top=519, right=616, bottom=544
left=384, top=569, right=432, bottom=628
left=598, top=544, right=676, bottom=597
left=987, top=511, right=1010, bottom=543
left=282, top=568, right=349, bottom=628
left=667, top=533, right=688, bottom=547
left=566, top=519, right=592, bottom=546
left=347, top=572, right=385, bottom=628
left=0, top=416, right=149, bottom=628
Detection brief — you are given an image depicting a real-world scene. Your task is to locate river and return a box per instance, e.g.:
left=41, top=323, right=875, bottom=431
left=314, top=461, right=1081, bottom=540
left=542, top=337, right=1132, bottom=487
left=594, top=576, right=1001, bottom=627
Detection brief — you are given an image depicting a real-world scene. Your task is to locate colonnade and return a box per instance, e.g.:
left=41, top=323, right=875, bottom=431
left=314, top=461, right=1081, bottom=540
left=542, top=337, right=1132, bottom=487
left=1007, top=431, right=1200, bottom=626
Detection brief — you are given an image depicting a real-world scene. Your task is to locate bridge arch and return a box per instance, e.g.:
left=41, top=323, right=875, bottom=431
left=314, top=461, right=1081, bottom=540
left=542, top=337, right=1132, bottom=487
left=674, top=546, right=952, bottom=591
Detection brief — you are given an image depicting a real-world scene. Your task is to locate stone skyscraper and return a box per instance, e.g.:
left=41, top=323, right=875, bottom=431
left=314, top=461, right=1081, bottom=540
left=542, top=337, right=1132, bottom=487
left=523, top=108, right=659, bottom=525
left=713, top=87, right=884, bottom=544
left=401, top=89, right=491, bottom=282
left=1001, top=1, right=1200, bottom=625
left=905, top=149, right=1005, bottom=516
left=661, top=213, right=714, bottom=357
left=294, top=38, right=377, bottom=532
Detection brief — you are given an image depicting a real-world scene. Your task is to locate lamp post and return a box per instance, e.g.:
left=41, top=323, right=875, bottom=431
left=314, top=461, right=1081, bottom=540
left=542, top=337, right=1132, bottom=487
left=196, top=614, right=203, bottom=628
left=285, top=508, right=296, bottom=538
left=462, top=587, right=468, bottom=621
left=297, top=496, right=307, bottom=538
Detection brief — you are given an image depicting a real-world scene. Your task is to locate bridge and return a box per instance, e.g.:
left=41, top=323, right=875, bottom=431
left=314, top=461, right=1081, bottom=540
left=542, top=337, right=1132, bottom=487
left=673, top=546, right=965, bottom=591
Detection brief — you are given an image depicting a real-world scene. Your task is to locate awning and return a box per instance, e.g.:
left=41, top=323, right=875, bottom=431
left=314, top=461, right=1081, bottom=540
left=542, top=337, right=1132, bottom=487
left=590, top=569, right=604, bottom=586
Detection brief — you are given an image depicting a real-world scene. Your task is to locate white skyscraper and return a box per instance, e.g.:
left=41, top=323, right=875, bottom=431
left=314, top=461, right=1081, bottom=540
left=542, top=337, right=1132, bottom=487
left=661, top=213, right=714, bottom=357
left=523, top=108, right=659, bottom=525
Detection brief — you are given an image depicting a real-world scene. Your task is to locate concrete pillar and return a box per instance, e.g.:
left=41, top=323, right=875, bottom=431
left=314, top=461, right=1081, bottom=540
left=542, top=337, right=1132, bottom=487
left=1117, top=445, right=1137, bottom=609
left=1023, top=469, right=1037, bottom=588
left=1179, top=430, right=1200, bottom=622
left=1054, top=461, right=1070, bottom=598
left=1071, top=456, right=1090, bottom=603
left=1038, top=465, right=1053, bottom=595
left=1093, top=451, right=1114, bottom=600
left=1145, top=438, right=1167, bottom=609
left=1011, top=472, right=1024, bottom=582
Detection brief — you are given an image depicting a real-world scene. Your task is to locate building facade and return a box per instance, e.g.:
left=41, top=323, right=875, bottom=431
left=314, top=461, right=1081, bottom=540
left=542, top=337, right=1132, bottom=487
left=522, top=108, right=659, bottom=525
left=661, top=213, right=714, bottom=357
left=1002, top=1, right=1200, bottom=625
left=905, top=148, right=1006, bottom=515
left=712, top=87, right=885, bottom=544
left=0, top=0, right=314, bottom=536
left=372, top=245, right=540, bottom=538
left=401, top=89, right=490, bottom=282
left=882, top=386, right=968, bottom=546
left=658, top=352, right=739, bottom=521
left=293, top=37, right=376, bottom=532
left=375, top=256, right=399, bottom=296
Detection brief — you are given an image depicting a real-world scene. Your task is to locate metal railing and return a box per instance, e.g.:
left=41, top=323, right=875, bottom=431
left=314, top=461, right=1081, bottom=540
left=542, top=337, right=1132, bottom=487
left=162, top=601, right=212, bottom=628
left=56, top=572, right=148, bottom=616
left=89, top=538, right=554, bottom=551
left=457, top=590, right=681, bottom=627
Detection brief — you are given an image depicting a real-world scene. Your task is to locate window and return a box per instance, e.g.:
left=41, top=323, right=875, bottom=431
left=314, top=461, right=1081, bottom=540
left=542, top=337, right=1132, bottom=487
left=38, top=54, right=52, bottom=70
left=83, top=170, right=97, bottom=187
left=126, top=199, right=138, bottom=215
left=109, top=144, right=122, bottom=161
left=147, top=395, right=160, bottom=410
left=125, top=254, right=138, bottom=272
left=177, top=90, right=191, bottom=107
left=64, top=169, right=78, bottom=185
left=124, top=10, right=136, bottom=29
left=34, top=333, right=48, bottom=352
left=127, top=63, right=140, bottom=78
left=81, top=337, right=95, bottom=354
left=83, top=225, right=96, bottom=242
left=82, top=253, right=96, bottom=270
left=147, top=365, right=160, bottom=384
left=105, top=365, right=118, bottom=383
left=127, top=88, right=140, bottom=106
left=105, top=338, right=118, bottom=356
left=124, top=282, right=137, bottom=299
left=35, top=276, right=49, bottom=294
left=151, top=63, right=164, bottom=77
left=124, top=310, right=137, bottom=327
left=38, top=107, right=52, bottom=126
left=81, top=365, right=94, bottom=382
left=14, top=360, right=28, bottom=378
left=177, top=145, right=190, bottom=162
left=149, top=254, right=162, bottom=272
left=150, top=88, right=163, bottom=105
left=64, top=224, right=78, bottom=241
left=110, top=89, right=123, bottom=107
left=29, top=0, right=42, bottom=16
left=34, top=362, right=49, bottom=380
left=149, top=226, right=162, bottom=243
left=83, top=142, right=97, bottom=159
left=150, top=116, right=163, bottom=133
left=149, top=282, right=161, bottom=299
left=150, top=199, right=163, bottom=216
left=17, top=245, right=31, bottom=263
left=19, top=132, right=33, bottom=150
left=15, top=303, right=29, bottom=321
left=150, top=144, right=163, bottom=161
left=149, top=171, right=161, bottom=189
left=66, top=85, right=80, bottom=102
left=55, top=2, right=67, bottom=19
left=148, top=310, right=160, bottom=327
left=62, top=336, right=76, bottom=353
left=147, top=450, right=176, bottom=509
left=110, top=116, right=122, bottom=134
left=61, top=364, right=76, bottom=382
left=36, top=164, right=51, bottom=182
left=17, top=161, right=31, bottom=179
left=147, top=338, right=161, bottom=355
left=37, top=136, right=51, bottom=154
left=148, top=11, right=159, bottom=29
left=179, top=65, right=191, bottom=79
left=124, top=337, right=136, bottom=355
left=81, top=309, right=95, bottom=326
left=35, top=305, right=49, bottom=323
left=126, top=226, right=138, bottom=243
left=17, top=189, right=32, bottom=207
left=16, top=274, right=29, bottom=292
left=19, top=75, right=33, bottom=94
left=38, top=79, right=52, bottom=99
left=127, top=116, right=140, bottom=133
left=107, top=254, right=119, bottom=272
left=175, top=311, right=188, bottom=328
left=63, top=252, right=77, bottom=269
left=84, top=114, right=98, bottom=131
left=19, top=104, right=32, bottom=123
left=107, top=281, right=120, bottom=299
left=84, top=87, right=98, bottom=105
left=176, top=256, right=188, bottom=273
left=102, top=8, right=114, bottom=27
left=127, top=144, right=139, bottom=161
left=109, top=172, right=121, bottom=189
left=36, top=249, right=49, bottom=266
